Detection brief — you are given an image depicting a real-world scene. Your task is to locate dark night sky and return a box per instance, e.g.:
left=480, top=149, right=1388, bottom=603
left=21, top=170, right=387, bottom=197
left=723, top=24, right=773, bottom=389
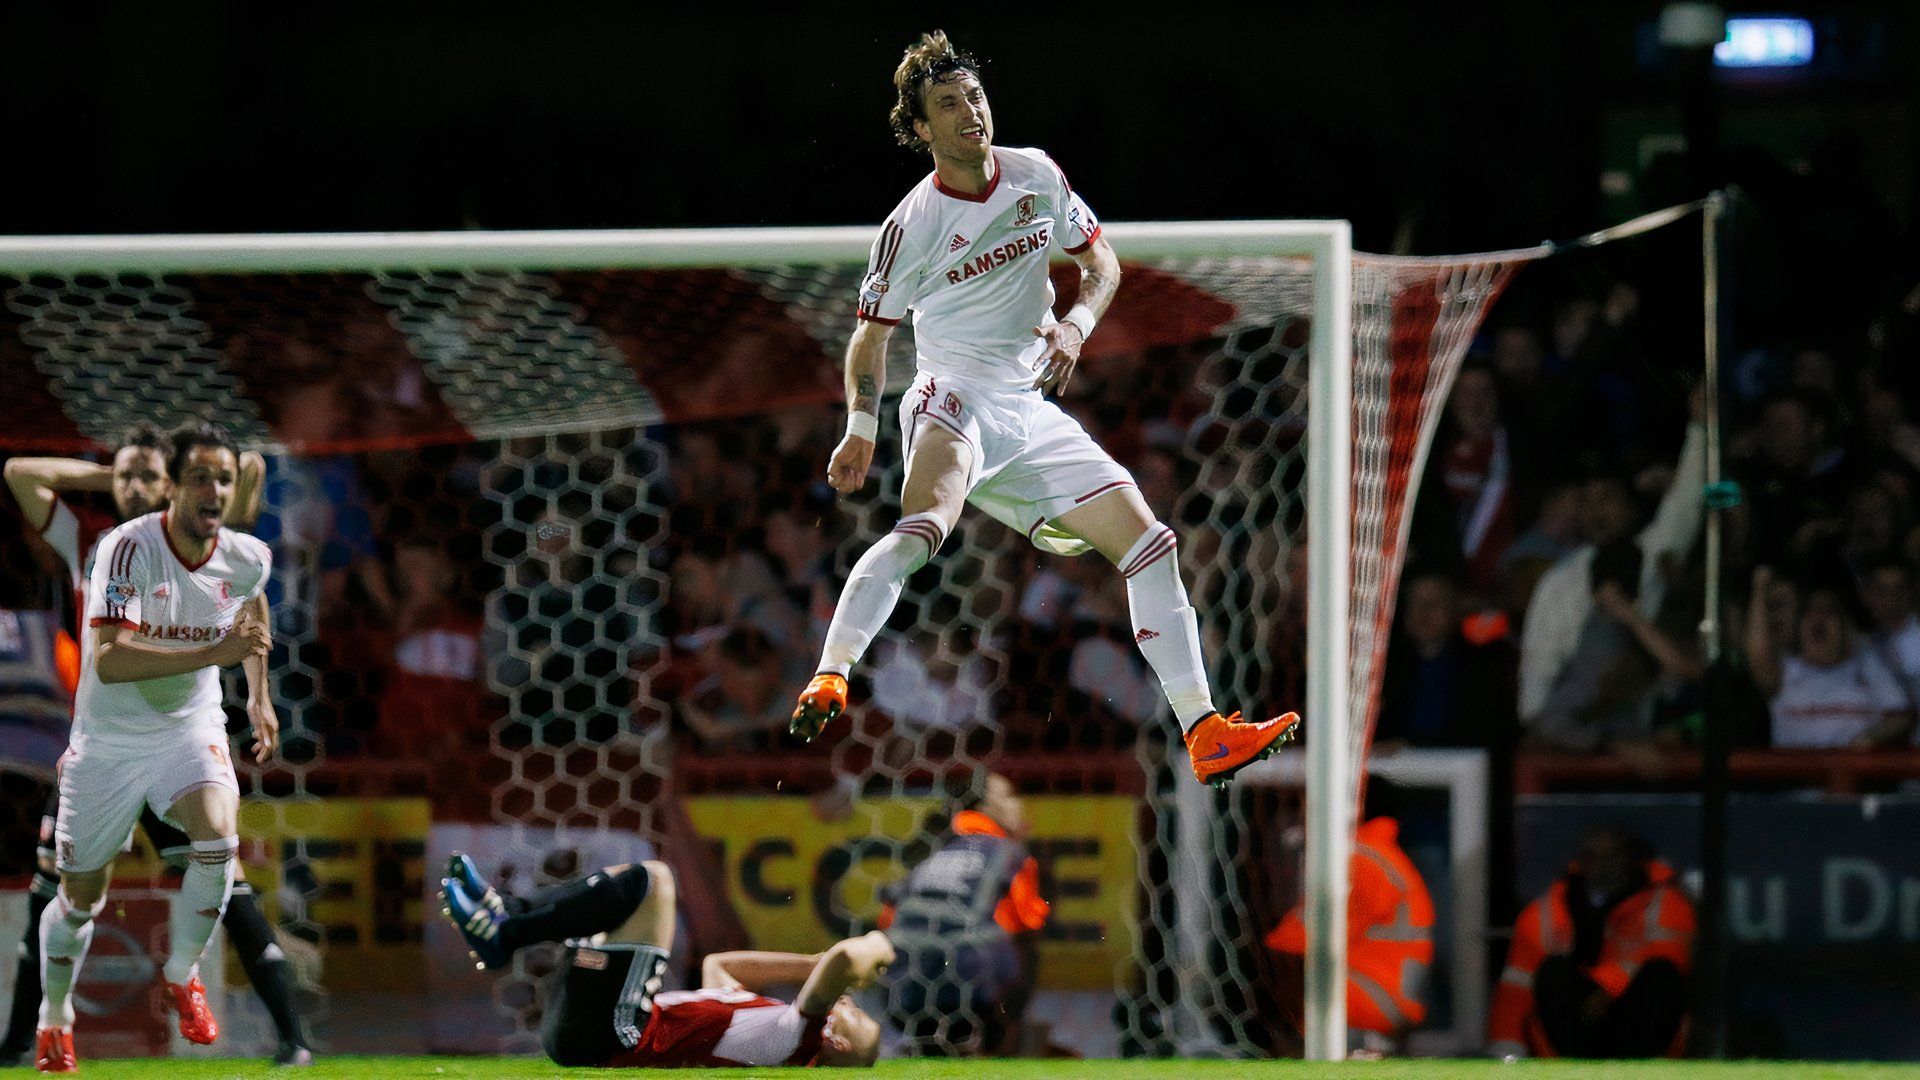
left=0, top=4, right=1913, bottom=254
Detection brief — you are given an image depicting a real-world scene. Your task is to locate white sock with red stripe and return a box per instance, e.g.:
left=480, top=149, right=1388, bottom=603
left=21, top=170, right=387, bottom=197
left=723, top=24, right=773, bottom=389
left=163, top=836, right=237, bottom=985
left=38, top=888, right=104, bottom=1030
left=817, top=512, right=947, bottom=676
left=1118, top=524, right=1216, bottom=730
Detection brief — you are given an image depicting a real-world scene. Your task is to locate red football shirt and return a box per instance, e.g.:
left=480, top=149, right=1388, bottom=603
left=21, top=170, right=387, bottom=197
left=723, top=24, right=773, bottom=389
left=602, top=988, right=826, bottom=1068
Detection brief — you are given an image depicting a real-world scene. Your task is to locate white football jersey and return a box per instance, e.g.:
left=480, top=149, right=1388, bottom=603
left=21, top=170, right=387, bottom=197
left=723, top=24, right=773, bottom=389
left=36, top=496, right=117, bottom=623
left=1770, top=646, right=1908, bottom=748
left=858, top=146, right=1102, bottom=391
left=76, top=511, right=271, bottom=741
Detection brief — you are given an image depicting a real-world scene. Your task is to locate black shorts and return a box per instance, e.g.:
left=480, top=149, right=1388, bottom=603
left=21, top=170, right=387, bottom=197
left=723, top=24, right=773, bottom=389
left=542, top=942, right=670, bottom=1068
left=38, top=787, right=191, bottom=868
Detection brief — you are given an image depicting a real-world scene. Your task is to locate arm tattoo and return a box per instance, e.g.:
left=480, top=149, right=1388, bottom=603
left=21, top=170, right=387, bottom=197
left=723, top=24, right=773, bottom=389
left=852, top=373, right=878, bottom=415
left=1081, top=266, right=1118, bottom=315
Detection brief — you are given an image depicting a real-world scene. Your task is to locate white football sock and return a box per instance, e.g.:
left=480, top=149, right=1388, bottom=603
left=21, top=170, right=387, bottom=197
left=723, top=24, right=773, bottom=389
left=1118, top=524, right=1217, bottom=730
left=164, top=836, right=237, bottom=985
left=817, top=513, right=947, bottom=676
left=38, top=888, right=105, bottom=1030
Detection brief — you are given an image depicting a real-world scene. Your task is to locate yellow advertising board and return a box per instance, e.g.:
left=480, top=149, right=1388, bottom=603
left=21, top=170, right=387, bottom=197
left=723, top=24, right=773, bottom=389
left=683, top=794, right=1137, bottom=990
left=235, top=797, right=430, bottom=992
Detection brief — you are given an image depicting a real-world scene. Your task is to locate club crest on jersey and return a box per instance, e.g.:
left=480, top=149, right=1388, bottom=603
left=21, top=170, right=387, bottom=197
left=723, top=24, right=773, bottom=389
left=944, top=392, right=962, bottom=417
left=104, top=575, right=136, bottom=608
left=217, top=581, right=232, bottom=603
left=1014, top=194, right=1036, bottom=227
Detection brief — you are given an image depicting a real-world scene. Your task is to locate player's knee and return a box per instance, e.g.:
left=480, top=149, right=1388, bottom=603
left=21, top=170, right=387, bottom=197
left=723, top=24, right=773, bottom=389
left=59, top=875, right=108, bottom=915
left=642, top=861, right=676, bottom=909
left=189, top=836, right=239, bottom=871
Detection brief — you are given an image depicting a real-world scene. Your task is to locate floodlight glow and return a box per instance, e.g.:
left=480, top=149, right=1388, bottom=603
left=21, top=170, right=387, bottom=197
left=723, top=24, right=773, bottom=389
left=1714, top=17, right=1814, bottom=68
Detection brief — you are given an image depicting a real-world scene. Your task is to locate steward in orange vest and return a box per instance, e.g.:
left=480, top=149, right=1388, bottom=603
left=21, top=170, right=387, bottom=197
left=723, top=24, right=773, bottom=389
left=1266, top=816, right=1435, bottom=1038
left=1489, top=825, right=1694, bottom=1058
left=881, top=775, right=1049, bottom=1055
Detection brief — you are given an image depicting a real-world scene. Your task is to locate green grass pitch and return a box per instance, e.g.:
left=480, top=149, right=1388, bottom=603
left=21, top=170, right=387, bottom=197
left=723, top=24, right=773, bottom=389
left=39, top=1059, right=1920, bottom=1080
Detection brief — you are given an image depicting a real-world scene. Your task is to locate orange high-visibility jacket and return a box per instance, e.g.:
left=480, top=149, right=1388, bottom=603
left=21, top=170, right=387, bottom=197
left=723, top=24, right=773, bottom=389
left=877, top=810, right=1050, bottom=936
left=1488, top=859, right=1695, bottom=1057
left=1267, top=816, right=1435, bottom=1034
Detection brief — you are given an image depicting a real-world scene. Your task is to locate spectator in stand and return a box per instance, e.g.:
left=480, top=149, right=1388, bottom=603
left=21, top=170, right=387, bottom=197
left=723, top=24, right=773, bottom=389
left=1737, top=389, right=1853, bottom=565
left=1435, top=365, right=1517, bottom=597
left=1843, top=482, right=1911, bottom=570
left=1489, top=825, right=1694, bottom=1060
left=254, top=384, right=394, bottom=635
left=373, top=537, right=489, bottom=758
left=1063, top=573, right=1163, bottom=727
left=871, top=621, right=999, bottom=740
left=1519, top=399, right=1705, bottom=727
left=486, top=504, right=636, bottom=744
left=680, top=626, right=808, bottom=750
left=663, top=426, right=760, bottom=536
left=1859, top=555, right=1920, bottom=711
left=762, top=504, right=838, bottom=646
left=1501, top=478, right=1583, bottom=575
left=1376, top=570, right=1516, bottom=749
left=1746, top=566, right=1912, bottom=749
left=1527, top=543, right=1662, bottom=753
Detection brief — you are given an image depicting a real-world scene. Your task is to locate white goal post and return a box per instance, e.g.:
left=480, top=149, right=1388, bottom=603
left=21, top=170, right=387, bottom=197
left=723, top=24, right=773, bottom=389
left=0, top=220, right=1360, bottom=1060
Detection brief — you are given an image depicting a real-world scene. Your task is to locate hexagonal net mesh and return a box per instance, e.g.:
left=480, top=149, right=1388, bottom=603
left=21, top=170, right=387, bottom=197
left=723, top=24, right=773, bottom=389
left=0, top=240, right=1522, bottom=1058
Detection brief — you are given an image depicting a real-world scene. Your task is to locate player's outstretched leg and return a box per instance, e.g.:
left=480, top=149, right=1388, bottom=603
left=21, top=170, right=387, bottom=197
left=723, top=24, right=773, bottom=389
left=1057, top=494, right=1303, bottom=786
left=441, top=857, right=666, bottom=970
left=793, top=513, right=948, bottom=741
left=796, top=421, right=971, bottom=743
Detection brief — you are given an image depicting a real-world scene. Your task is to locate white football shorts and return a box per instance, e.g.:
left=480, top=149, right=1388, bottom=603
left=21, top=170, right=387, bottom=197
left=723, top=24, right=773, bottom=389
left=898, top=369, right=1138, bottom=557
left=53, top=728, right=238, bottom=873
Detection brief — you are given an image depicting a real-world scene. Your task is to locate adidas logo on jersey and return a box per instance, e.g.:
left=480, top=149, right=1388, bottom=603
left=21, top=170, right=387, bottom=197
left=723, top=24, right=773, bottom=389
left=948, top=233, right=970, bottom=252
left=1135, top=628, right=1160, bottom=644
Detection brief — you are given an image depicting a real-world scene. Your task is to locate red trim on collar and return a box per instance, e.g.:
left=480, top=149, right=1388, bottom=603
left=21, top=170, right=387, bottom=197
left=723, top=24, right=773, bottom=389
left=933, top=151, right=1002, bottom=203
left=160, top=510, right=218, bottom=572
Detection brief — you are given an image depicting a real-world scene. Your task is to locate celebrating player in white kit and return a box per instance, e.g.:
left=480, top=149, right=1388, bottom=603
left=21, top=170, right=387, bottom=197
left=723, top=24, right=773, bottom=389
left=33, top=422, right=277, bottom=1074
left=790, top=31, right=1300, bottom=786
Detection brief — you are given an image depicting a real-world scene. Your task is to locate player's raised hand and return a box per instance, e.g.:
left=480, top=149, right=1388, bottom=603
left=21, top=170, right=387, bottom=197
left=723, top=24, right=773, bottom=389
left=827, top=431, right=876, bottom=494
left=1032, top=321, right=1085, bottom=396
left=844, top=930, right=896, bottom=989
left=248, top=697, right=281, bottom=763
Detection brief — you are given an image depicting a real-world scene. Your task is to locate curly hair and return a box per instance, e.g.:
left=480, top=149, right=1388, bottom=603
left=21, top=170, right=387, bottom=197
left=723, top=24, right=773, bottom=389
left=888, top=30, right=982, bottom=152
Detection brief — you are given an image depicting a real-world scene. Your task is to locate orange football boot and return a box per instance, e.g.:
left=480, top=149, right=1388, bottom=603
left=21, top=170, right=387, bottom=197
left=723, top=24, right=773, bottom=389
left=166, top=978, right=219, bottom=1045
left=1184, top=710, right=1301, bottom=786
left=35, top=1028, right=76, bottom=1073
left=790, top=673, right=849, bottom=742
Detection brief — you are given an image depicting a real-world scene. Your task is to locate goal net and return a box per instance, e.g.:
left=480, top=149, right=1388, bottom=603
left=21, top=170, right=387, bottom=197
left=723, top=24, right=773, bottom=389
left=0, top=224, right=1527, bottom=1059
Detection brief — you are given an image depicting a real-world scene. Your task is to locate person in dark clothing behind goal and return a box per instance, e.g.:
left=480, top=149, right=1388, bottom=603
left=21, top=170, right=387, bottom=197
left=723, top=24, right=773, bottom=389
left=879, top=772, right=1049, bottom=1055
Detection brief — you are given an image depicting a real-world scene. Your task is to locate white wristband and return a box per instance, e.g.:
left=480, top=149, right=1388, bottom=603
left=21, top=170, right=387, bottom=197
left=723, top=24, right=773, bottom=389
left=846, top=411, right=878, bottom=442
left=1062, top=303, right=1097, bottom=340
